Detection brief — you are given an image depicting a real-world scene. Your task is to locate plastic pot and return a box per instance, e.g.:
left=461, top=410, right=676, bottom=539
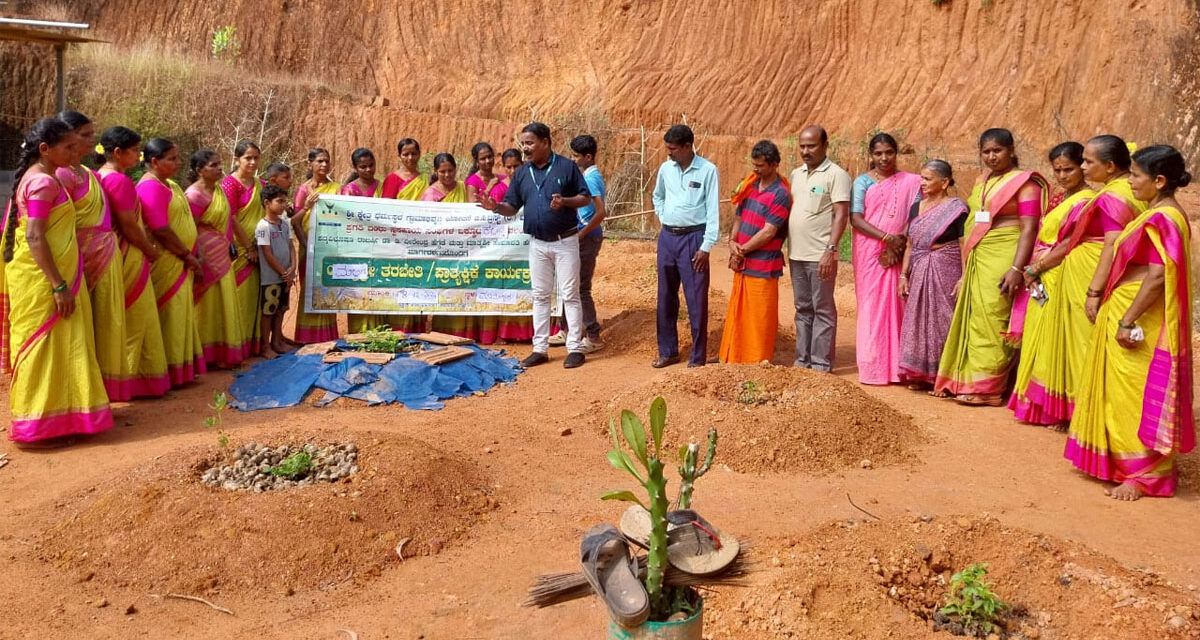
left=606, top=598, right=704, bottom=640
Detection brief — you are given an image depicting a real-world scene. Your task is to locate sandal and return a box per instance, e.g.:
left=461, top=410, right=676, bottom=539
left=618, top=505, right=740, bottom=577
left=955, top=394, right=1003, bottom=407
left=579, top=524, right=649, bottom=628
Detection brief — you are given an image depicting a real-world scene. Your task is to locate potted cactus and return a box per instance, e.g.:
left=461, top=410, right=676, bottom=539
left=599, top=397, right=725, bottom=640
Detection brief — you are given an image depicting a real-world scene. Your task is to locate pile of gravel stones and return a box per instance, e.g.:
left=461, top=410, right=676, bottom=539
left=201, top=442, right=359, bottom=492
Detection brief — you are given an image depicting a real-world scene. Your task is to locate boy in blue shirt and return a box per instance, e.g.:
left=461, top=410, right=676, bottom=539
left=549, top=135, right=607, bottom=352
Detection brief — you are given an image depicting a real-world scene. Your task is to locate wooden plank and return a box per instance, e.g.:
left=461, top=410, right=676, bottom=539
left=410, top=346, right=473, bottom=365
left=296, top=341, right=336, bottom=356
left=411, top=332, right=475, bottom=346
left=322, top=351, right=395, bottom=365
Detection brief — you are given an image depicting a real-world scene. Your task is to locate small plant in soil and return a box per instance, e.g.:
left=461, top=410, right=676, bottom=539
left=347, top=326, right=420, bottom=354
left=738, top=380, right=764, bottom=405
left=270, top=451, right=313, bottom=479
left=202, top=442, right=358, bottom=492
left=937, top=563, right=1009, bottom=637
left=203, top=391, right=231, bottom=455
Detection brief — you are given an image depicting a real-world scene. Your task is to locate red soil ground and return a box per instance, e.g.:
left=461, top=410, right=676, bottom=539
left=2, top=235, right=1198, bottom=639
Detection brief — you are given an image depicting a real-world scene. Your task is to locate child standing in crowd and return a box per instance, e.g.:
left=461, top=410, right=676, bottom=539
left=264, top=163, right=293, bottom=195
left=549, top=135, right=607, bottom=352
left=257, top=185, right=298, bottom=356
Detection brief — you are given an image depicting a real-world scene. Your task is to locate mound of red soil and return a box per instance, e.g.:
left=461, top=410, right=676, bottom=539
left=705, top=515, right=1200, bottom=639
left=612, top=363, right=922, bottom=474
left=35, top=431, right=498, bottom=596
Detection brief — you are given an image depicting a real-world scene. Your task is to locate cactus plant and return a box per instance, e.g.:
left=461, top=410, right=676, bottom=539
left=676, top=428, right=717, bottom=510
left=601, top=396, right=714, bottom=621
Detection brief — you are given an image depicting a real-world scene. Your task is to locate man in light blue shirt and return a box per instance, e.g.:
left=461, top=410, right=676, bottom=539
left=651, top=124, right=721, bottom=368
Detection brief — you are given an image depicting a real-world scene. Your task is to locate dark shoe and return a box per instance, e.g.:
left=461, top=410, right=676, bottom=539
left=687, top=361, right=705, bottom=368
left=563, top=352, right=585, bottom=369
left=651, top=355, right=680, bottom=369
left=521, top=352, right=550, bottom=368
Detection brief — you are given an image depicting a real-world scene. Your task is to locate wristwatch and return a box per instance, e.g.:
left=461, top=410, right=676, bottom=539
left=825, top=244, right=837, bottom=252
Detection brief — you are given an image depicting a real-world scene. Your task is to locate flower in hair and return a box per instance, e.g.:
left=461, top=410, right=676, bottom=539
left=139, top=152, right=145, bottom=162
left=94, top=143, right=106, bottom=155
left=1126, top=142, right=1139, bottom=154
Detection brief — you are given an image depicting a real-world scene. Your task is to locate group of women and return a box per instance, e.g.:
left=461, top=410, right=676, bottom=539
left=288, top=139, right=532, bottom=344
left=0, top=111, right=536, bottom=447
left=852, top=129, right=1194, bottom=500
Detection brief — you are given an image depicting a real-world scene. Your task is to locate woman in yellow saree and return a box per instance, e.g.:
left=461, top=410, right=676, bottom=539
left=381, top=138, right=429, bottom=200
left=1065, top=145, right=1193, bottom=500
left=54, top=111, right=128, bottom=401
left=421, top=153, right=480, bottom=339
left=1009, top=142, right=1096, bottom=426
left=340, top=147, right=390, bottom=334
left=219, top=141, right=264, bottom=356
left=291, top=147, right=342, bottom=343
left=379, top=138, right=430, bottom=333
left=136, top=139, right=205, bottom=386
left=97, top=126, right=170, bottom=398
left=1016, top=136, right=1146, bottom=424
left=934, top=129, right=1047, bottom=406
left=4, top=117, right=111, bottom=444
left=186, top=149, right=247, bottom=368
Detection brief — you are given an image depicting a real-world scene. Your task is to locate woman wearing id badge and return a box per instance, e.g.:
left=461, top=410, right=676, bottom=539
left=933, top=128, right=1047, bottom=406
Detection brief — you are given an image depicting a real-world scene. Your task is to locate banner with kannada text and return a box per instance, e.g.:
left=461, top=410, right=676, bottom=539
left=305, top=194, right=532, bottom=315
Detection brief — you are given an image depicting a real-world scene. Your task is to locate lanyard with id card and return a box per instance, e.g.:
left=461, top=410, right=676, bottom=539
left=975, top=173, right=1002, bottom=223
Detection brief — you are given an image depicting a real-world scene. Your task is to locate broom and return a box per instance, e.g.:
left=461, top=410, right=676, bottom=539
left=522, top=541, right=753, bottom=608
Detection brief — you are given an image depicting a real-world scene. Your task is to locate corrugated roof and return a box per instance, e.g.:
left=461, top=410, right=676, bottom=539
left=0, top=17, right=102, bottom=45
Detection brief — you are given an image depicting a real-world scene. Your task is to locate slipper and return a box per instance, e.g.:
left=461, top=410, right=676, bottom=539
left=955, top=394, right=1003, bottom=407
left=618, top=505, right=740, bottom=577
left=579, top=524, right=649, bottom=628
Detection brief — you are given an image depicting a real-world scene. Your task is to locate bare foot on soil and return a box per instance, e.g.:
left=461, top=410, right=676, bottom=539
left=272, top=342, right=296, bottom=354
left=1047, top=422, right=1069, bottom=433
left=261, top=347, right=279, bottom=359
left=928, top=388, right=951, bottom=398
left=1105, top=481, right=1145, bottom=501
left=906, top=382, right=930, bottom=391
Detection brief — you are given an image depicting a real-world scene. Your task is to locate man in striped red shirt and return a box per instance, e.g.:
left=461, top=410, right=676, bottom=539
left=718, top=140, right=792, bottom=363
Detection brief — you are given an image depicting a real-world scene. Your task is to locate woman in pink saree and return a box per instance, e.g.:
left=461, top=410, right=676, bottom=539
left=897, top=160, right=967, bottom=387
left=850, top=133, right=922, bottom=385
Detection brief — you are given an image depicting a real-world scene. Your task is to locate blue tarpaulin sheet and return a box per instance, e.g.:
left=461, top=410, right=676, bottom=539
left=228, top=343, right=522, bottom=412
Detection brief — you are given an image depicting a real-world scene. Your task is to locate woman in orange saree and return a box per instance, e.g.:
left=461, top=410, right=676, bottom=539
left=4, top=117, right=111, bottom=444
left=186, top=149, right=247, bottom=368
left=1065, top=145, right=1193, bottom=500
left=136, top=139, right=205, bottom=386
left=97, top=126, right=170, bottom=398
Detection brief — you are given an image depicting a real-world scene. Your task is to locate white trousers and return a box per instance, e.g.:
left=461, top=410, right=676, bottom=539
left=530, top=235, right=584, bottom=353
